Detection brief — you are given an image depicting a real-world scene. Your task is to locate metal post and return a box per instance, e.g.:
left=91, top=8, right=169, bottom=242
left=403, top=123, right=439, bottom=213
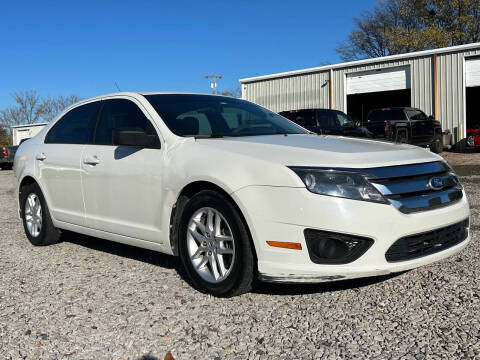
left=205, top=75, right=223, bottom=95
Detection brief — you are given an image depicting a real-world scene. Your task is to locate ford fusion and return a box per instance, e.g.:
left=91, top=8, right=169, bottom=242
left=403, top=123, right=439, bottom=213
left=13, top=93, right=470, bottom=297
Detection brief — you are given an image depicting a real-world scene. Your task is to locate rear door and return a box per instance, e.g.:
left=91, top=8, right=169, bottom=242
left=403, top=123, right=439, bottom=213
left=81, top=97, right=164, bottom=242
left=406, top=109, right=434, bottom=140
left=38, top=101, right=101, bottom=225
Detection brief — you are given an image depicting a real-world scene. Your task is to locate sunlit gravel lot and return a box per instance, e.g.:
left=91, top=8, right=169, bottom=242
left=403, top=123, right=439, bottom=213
left=0, top=154, right=479, bottom=359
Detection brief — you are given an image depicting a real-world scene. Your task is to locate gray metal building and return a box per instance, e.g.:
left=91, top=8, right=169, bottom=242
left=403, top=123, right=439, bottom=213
left=240, top=43, right=480, bottom=144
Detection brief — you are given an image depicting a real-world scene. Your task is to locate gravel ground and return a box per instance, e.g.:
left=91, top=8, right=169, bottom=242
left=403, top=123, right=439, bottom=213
left=0, top=157, right=479, bottom=359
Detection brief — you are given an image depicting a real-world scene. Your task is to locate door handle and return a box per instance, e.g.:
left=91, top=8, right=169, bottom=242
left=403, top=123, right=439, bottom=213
left=36, top=153, right=46, bottom=161
left=83, top=156, right=100, bottom=165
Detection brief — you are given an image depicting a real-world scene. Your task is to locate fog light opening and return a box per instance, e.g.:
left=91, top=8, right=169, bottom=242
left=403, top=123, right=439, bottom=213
left=304, top=229, right=374, bottom=264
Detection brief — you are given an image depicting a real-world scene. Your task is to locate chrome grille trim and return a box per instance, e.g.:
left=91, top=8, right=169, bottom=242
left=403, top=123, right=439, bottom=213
left=371, top=173, right=459, bottom=196
left=292, top=161, right=450, bottom=180
left=366, top=161, right=463, bottom=213
left=302, top=161, right=462, bottom=213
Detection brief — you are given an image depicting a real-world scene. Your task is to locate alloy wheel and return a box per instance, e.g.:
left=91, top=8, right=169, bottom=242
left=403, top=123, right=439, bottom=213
left=25, top=193, right=42, bottom=237
left=186, top=207, right=235, bottom=283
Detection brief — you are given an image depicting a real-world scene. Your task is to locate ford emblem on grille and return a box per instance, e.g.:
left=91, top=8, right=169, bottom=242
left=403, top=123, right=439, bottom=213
left=428, top=177, right=445, bottom=190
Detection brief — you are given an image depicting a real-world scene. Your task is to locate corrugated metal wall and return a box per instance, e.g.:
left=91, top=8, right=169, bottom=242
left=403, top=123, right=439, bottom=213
left=243, top=71, right=330, bottom=113
left=437, top=49, right=480, bottom=141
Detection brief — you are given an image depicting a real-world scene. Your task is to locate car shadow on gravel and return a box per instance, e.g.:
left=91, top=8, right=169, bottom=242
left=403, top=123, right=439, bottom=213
left=254, top=272, right=406, bottom=296
left=63, top=232, right=407, bottom=297
left=63, top=232, right=181, bottom=271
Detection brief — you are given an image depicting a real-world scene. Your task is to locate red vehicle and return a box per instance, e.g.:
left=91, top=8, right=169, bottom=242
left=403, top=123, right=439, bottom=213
left=467, top=128, right=480, bottom=148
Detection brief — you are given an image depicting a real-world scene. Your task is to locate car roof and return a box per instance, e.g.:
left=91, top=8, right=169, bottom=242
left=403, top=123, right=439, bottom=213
left=279, top=108, right=342, bottom=113
left=79, top=91, right=238, bottom=103
left=369, top=107, right=420, bottom=112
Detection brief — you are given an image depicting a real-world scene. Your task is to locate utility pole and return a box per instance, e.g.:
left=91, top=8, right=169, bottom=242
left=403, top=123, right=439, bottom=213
left=205, top=74, right=222, bottom=95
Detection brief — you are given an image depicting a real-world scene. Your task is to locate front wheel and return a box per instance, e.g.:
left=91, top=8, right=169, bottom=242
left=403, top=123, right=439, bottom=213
left=178, top=190, right=255, bottom=297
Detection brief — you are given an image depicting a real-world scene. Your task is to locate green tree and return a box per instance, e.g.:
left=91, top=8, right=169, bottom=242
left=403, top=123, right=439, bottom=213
left=337, top=0, right=480, bottom=61
left=0, top=125, right=11, bottom=146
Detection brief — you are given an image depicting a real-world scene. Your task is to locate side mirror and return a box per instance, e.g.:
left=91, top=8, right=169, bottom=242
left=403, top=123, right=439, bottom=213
left=428, top=115, right=435, bottom=121
left=113, top=129, right=159, bottom=148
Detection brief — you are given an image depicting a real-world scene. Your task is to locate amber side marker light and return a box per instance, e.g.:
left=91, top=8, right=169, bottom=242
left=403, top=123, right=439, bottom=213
left=266, top=241, right=302, bottom=250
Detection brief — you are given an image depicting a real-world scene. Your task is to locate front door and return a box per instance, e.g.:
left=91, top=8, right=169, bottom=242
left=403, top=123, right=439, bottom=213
left=81, top=97, right=164, bottom=243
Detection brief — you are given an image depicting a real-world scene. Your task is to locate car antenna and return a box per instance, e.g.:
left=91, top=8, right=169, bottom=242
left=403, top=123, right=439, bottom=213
left=114, top=82, right=121, bottom=92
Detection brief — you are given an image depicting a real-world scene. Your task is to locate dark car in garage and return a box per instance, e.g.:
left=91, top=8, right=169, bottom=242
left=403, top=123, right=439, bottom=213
left=279, top=109, right=370, bottom=138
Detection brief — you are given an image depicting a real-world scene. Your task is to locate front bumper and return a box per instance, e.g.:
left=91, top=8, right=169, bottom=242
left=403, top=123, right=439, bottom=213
left=231, top=186, right=470, bottom=283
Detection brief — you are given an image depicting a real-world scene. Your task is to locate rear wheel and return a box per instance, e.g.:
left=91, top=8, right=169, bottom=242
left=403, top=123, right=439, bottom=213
left=20, top=183, right=61, bottom=246
left=178, top=190, right=255, bottom=297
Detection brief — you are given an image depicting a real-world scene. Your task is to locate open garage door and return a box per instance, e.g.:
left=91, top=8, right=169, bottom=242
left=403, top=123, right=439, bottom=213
left=346, top=67, right=411, bottom=123
left=466, top=58, right=480, bottom=133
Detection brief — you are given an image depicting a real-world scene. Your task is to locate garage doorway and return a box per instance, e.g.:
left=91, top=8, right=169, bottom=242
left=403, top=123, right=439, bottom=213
left=466, top=58, right=480, bottom=131
left=347, top=89, right=411, bottom=124
left=346, top=67, right=411, bottom=123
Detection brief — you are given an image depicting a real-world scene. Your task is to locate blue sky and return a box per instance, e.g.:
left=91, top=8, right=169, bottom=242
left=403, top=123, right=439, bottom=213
left=0, top=0, right=376, bottom=109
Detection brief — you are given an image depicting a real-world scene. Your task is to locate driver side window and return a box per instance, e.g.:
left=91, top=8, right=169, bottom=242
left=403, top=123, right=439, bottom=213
left=94, top=99, right=160, bottom=148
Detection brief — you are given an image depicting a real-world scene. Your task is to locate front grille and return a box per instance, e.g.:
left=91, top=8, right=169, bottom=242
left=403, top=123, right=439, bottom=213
left=385, top=219, right=469, bottom=262
left=364, top=161, right=463, bottom=213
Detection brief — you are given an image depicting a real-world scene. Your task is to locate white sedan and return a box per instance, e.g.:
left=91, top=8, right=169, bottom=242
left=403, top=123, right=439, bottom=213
left=14, top=92, right=470, bottom=296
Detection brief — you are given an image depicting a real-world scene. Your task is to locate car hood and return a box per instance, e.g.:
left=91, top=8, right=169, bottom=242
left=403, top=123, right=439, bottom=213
left=194, top=134, right=441, bottom=168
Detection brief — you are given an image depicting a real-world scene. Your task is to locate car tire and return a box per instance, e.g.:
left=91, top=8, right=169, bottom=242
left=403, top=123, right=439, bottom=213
left=430, top=135, right=443, bottom=154
left=467, top=133, right=476, bottom=148
left=178, top=190, right=255, bottom=297
left=20, top=182, right=61, bottom=246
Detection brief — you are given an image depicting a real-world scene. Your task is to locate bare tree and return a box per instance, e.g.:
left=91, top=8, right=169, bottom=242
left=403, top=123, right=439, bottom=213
left=0, top=91, right=81, bottom=127
left=38, top=94, right=82, bottom=122
left=0, top=90, right=42, bottom=127
left=220, top=87, right=242, bottom=98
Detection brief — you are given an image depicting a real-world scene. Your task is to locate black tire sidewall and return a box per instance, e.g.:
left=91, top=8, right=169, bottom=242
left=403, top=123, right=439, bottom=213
left=178, top=191, right=253, bottom=296
left=20, top=183, right=55, bottom=246
left=467, top=134, right=475, bottom=148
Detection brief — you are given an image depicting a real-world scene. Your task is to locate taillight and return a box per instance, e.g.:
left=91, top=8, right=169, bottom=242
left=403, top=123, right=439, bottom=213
left=385, top=123, right=392, bottom=134
left=1, top=148, right=7, bottom=157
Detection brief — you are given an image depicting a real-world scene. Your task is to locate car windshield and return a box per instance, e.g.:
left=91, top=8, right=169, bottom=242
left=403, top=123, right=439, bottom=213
left=144, top=94, right=308, bottom=137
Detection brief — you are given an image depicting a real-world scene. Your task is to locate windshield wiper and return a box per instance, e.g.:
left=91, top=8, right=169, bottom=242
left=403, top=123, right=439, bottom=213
left=193, top=134, right=225, bottom=139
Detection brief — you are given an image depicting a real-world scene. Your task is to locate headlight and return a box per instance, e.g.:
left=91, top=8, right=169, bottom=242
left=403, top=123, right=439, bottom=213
left=289, top=167, right=388, bottom=204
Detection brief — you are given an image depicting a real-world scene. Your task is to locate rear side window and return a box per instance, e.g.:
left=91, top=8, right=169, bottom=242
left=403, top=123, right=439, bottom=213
left=280, top=110, right=317, bottom=127
left=94, top=98, right=160, bottom=147
left=45, top=102, right=101, bottom=144
left=407, top=110, right=428, bottom=120
left=368, top=109, right=407, bottom=122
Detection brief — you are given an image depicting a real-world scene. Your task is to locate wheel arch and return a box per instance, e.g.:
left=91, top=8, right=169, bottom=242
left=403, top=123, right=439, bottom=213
left=18, top=175, right=39, bottom=213
left=169, top=181, right=258, bottom=263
